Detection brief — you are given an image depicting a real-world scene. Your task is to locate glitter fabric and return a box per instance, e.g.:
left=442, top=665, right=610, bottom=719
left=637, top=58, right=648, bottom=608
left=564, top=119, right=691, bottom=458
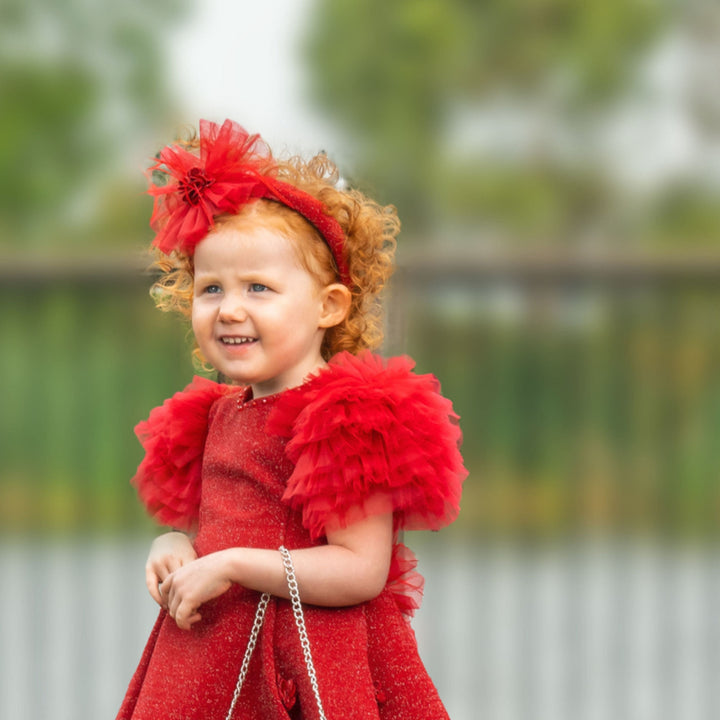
left=117, top=352, right=465, bottom=719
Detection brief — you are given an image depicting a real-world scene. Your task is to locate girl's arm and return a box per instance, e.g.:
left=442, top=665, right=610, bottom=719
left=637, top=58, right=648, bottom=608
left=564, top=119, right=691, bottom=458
left=160, top=513, right=393, bottom=630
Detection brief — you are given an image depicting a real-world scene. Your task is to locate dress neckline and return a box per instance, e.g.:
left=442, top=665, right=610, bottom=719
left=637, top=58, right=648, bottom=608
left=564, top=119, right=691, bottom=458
left=235, top=387, right=283, bottom=411
left=233, top=366, right=327, bottom=411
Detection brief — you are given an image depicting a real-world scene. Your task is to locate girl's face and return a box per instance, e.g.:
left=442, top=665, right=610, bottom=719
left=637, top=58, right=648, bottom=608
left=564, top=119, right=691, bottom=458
left=192, top=222, right=332, bottom=397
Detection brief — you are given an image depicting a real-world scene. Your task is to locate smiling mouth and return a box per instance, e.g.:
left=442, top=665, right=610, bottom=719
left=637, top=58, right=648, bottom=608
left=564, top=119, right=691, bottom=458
left=220, top=337, right=257, bottom=345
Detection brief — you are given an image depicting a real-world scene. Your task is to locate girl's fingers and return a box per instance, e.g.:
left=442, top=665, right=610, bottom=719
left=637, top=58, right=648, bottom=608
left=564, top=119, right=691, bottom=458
left=163, top=580, right=196, bottom=630
left=146, top=567, right=164, bottom=606
left=146, top=561, right=172, bottom=607
left=172, top=601, right=201, bottom=631
left=179, top=612, right=202, bottom=630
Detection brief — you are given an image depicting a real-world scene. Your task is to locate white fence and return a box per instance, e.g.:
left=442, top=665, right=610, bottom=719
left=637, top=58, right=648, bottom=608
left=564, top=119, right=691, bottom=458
left=1, top=537, right=720, bottom=720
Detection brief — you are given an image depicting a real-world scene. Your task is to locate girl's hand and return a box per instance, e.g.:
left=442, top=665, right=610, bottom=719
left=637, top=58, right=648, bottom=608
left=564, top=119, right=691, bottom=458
left=145, top=531, right=197, bottom=608
left=160, top=551, right=234, bottom=630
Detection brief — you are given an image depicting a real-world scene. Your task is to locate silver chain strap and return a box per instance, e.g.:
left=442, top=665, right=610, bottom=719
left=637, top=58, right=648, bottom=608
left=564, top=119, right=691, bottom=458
left=224, top=591, right=270, bottom=720
left=279, top=545, right=328, bottom=720
left=224, top=546, right=328, bottom=720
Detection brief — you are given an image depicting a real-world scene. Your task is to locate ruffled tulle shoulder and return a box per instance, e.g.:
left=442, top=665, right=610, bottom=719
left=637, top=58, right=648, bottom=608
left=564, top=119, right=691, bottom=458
left=131, top=376, right=229, bottom=531
left=268, top=351, right=467, bottom=540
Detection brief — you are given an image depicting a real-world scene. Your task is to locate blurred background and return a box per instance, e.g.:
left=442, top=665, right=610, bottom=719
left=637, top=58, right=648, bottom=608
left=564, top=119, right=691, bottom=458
left=2, top=0, right=720, bottom=718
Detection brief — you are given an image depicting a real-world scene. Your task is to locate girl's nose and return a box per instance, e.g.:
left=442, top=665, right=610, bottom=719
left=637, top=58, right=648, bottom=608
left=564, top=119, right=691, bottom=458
left=218, top=294, right=247, bottom=323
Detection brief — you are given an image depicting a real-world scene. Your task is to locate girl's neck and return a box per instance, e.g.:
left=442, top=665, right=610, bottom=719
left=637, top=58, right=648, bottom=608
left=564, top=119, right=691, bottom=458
left=250, top=359, right=328, bottom=400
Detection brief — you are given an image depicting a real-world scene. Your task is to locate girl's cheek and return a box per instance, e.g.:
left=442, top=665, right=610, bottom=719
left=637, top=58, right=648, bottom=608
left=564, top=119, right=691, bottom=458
left=191, top=301, right=211, bottom=325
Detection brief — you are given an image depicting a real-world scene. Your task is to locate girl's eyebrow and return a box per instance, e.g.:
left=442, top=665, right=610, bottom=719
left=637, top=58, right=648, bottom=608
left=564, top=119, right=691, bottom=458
left=193, top=271, right=218, bottom=282
left=195, top=269, right=278, bottom=283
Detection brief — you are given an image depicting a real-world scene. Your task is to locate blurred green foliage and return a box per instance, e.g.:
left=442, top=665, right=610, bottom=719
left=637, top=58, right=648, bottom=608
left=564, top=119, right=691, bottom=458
left=0, top=0, right=184, bottom=249
left=306, top=0, right=664, bottom=227
left=306, top=0, right=720, bottom=248
left=307, top=0, right=664, bottom=132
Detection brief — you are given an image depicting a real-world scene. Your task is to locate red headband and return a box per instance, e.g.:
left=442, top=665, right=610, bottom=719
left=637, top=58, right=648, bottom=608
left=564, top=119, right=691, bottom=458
left=147, top=119, right=351, bottom=286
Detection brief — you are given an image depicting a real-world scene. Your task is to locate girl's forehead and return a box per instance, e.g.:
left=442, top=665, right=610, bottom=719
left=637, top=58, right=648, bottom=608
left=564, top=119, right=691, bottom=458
left=194, top=224, right=305, bottom=272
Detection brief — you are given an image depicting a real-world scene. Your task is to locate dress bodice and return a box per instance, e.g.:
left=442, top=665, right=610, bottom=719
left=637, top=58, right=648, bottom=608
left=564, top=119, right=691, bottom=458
left=194, top=392, right=319, bottom=559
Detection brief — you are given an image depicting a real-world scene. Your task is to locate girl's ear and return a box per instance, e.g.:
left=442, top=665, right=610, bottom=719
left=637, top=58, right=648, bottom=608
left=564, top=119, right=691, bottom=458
left=319, top=283, right=352, bottom=329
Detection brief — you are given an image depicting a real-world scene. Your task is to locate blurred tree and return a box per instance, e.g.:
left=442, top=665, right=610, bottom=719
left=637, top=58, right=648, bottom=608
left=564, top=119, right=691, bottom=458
left=0, top=0, right=185, bottom=249
left=305, top=0, right=675, bottom=242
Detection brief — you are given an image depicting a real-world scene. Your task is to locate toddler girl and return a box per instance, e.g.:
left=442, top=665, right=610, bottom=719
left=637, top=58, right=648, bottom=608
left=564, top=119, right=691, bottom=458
left=116, top=119, right=466, bottom=720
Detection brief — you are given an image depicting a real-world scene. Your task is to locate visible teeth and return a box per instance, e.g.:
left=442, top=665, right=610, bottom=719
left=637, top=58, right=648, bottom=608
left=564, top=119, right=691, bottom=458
left=222, top=337, right=255, bottom=345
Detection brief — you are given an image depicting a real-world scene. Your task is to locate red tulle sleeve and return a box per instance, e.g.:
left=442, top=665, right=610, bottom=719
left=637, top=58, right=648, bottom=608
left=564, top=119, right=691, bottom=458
left=131, top=376, right=228, bottom=531
left=268, top=351, right=467, bottom=540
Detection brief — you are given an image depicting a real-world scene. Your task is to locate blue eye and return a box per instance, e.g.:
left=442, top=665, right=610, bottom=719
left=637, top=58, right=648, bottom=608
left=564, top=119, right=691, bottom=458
left=249, top=283, right=268, bottom=292
left=204, top=284, right=222, bottom=294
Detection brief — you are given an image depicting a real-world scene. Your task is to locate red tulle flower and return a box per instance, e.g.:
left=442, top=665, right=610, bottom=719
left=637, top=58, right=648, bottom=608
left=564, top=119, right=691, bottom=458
left=147, top=119, right=351, bottom=285
left=148, top=120, right=272, bottom=255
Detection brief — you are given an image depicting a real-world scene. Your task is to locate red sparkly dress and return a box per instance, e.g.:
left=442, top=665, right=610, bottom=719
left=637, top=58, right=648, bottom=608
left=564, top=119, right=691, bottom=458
left=117, top=351, right=466, bottom=720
